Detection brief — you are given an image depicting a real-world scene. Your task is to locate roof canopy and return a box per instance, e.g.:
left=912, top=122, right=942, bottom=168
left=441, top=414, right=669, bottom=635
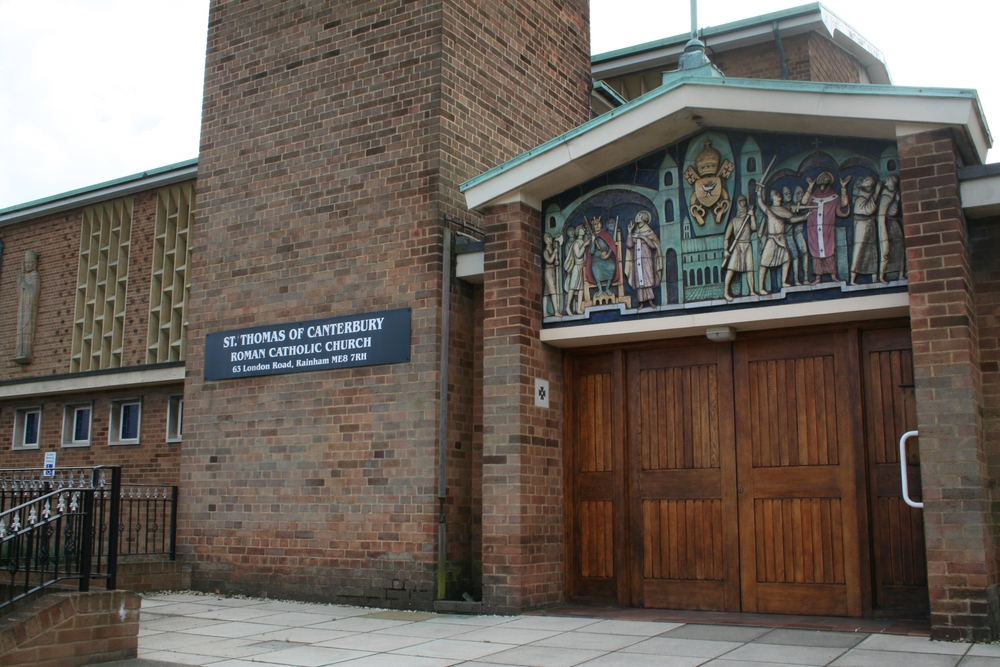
left=462, top=75, right=991, bottom=212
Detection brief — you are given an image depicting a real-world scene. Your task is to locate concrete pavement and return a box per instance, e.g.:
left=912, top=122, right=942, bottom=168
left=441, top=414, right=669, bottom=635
left=110, top=592, right=1000, bottom=667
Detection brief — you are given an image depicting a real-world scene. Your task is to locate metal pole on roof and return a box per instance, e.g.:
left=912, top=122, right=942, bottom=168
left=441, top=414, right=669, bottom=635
left=691, top=0, right=698, bottom=38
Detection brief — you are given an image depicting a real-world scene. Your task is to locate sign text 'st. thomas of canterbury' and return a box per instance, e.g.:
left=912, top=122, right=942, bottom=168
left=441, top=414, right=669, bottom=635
left=204, top=308, right=411, bottom=381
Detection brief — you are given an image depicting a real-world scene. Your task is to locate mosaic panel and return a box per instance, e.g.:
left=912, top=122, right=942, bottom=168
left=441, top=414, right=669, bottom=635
left=541, top=130, right=904, bottom=326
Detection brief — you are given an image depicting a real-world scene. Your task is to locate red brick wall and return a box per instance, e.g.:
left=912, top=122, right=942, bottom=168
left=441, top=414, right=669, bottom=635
left=437, top=0, right=591, bottom=222
left=183, top=0, right=590, bottom=609
left=0, top=384, right=183, bottom=484
left=899, top=129, right=999, bottom=641
left=0, top=591, right=139, bottom=667
left=971, top=216, right=1000, bottom=605
left=0, top=189, right=163, bottom=381
left=808, top=32, right=863, bottom=84
left=480, top=203, right=564, bottom=613
left=117, top=560, right=191, bottom=592
left=683, top=33, right=860, bottom=84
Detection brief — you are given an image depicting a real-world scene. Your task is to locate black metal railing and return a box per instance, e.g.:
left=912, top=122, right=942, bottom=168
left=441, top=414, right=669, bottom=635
left=118, top=484, right=178, bottom=559
left=0, top=466, right=120, bottom=609
left=0, top=467, right=179, bottom=611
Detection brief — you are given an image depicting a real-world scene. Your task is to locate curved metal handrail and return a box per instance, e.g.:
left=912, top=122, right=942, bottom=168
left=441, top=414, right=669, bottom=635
left=899, top=430, right=923, bottom=509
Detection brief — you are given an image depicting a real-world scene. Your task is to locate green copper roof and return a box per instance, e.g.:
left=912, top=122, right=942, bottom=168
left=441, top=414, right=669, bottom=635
left=459, top=75, right=989, bottom=194
left=0, top=158, right=198, bottom=216
left=592, top=2, right=833, bottom=64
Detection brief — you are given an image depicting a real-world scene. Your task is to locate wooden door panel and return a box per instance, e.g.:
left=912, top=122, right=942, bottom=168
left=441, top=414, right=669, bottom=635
left=735, top=334, right=863, bottom=617
left=627, top=344, right=740, bottom=611
left=569, top=353, right=627, bottom=603
left=862, top=329, right=928, bottom=612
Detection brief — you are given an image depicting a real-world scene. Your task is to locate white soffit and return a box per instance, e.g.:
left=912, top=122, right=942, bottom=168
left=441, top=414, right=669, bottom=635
left=541, top=292, right=909, bottom=348
left=463, top=82, right=989, bottom=212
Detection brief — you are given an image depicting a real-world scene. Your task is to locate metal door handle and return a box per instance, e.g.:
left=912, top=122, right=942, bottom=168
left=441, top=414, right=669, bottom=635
left=899, top=430, right=922, bottom=509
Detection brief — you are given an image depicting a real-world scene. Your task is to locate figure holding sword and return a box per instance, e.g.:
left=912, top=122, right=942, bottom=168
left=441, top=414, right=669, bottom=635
left=721, top=155, right=776, bottom=301
left=722, top=194, right=760, bottom=301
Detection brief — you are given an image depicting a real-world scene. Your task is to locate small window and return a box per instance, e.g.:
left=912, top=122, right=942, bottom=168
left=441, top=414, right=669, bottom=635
left=167, top=396, right=184, bottom=442
left=747, top=156, right=757, bottom=172
left=664, top=171, right=674, bottom=187
left=63, top=403, right=93, bottom=447
left=13, top=407, right=42, bottom=450
left=109, top=399, right=141, bottom=445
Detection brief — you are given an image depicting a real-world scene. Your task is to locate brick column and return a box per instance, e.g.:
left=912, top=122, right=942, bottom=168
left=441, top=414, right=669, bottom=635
left=899, top=129, right=999, bottom=641
left=480, top=202, right=564, bottom=614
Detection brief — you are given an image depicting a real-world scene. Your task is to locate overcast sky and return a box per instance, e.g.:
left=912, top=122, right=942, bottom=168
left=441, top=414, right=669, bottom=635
left=0, top=0, right=996, bottom=210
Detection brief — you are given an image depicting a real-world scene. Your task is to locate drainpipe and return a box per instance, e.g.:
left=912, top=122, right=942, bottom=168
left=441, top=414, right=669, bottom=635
left=772, top=21, right=790, bottom=80
left=437, top=227, right=452, bottom=600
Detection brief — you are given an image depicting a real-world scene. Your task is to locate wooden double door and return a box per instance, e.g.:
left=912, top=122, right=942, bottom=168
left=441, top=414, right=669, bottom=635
left=567, top=327, right=926, bottom=616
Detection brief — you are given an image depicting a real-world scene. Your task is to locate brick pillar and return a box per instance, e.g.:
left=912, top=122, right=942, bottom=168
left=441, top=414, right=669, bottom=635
left=480, top=202, right=564, bottom=614
left=899, top=129, right=999, bottom=641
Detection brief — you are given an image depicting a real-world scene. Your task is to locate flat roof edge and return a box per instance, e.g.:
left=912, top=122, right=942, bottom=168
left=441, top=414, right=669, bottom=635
left=592, top=3, right=825, bottom=64
left=0, top=159, right=199, bottom=227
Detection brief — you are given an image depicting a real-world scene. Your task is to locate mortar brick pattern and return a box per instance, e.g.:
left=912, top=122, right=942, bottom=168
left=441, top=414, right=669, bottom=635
left=0, top=385, right=182, bottom=483
left=899, top=129, right=999, bottom=641
left=0, top=591, right=139, bottom=667
left=480, top=203, right=565, bottom=613
left=183, top=0, right=589, bottom=609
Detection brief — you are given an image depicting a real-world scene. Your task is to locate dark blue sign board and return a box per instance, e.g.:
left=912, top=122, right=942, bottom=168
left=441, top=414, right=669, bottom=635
left=204, top=308, right=411, bottom=381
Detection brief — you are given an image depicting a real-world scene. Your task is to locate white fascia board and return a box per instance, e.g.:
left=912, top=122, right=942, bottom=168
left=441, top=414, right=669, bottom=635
left=0, top=167, right=197, bottom=228
left=465, top=84, right=987, bottom=212
left=961, top=174, right=1000, bottom=219
left=0, top=366, right=185, bottom=400
left=541, top=292, right=909, bottom=348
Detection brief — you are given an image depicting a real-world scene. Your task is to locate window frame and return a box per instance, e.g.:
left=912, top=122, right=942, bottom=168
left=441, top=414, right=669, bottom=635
left=62, top=402, right=93, bottom=448
left=13, top=406, right=42, bottom=450
left=166, top=395, right=183, bottom=443
left=109, top=398, right=142, bottom=446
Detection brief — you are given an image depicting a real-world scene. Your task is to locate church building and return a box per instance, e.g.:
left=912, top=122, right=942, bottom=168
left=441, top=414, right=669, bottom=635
left=0, top=1, right=998, bottom=642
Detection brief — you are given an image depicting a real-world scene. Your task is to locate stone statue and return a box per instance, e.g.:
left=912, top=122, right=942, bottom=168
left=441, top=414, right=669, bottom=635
left=878, top=175, right=906, bottom=282
left=722, top=195, right=760, bottom=301
left=850, top=175, right=884, bottom=284
left=563, top=226, right=588, bottom=315
left=584, top=215, right=619, bottom=299
left=756, top=185, right=806, bottom=293
left=784, top=185, right=810, bottom=285
left=625, top=210, right=661, bottom=309
left=14, top=250, right=40, bottom=364
left=543, top=233, right=564, bottom=317
left=801, top=171, right=851, bottom=283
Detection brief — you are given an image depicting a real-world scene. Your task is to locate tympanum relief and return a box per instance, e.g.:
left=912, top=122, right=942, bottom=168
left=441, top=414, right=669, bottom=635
left=541, top=130, right=905, bottom=325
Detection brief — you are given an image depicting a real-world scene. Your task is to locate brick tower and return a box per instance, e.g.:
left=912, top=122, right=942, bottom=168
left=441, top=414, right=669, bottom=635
left=182, top=0, right=591, bottom=609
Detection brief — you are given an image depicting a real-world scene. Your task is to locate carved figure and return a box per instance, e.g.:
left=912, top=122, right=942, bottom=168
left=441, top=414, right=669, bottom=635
left=756, top=185, right=807, bottom=293
left=878, top=175, right=905, bottom=282
left=584, top=215, right=619, bottom=298
left=850, top=175, right=884, bottom=284
left=722, top=194, right=760, bottom=301
left=801, top=171, right=851, bottom=283
left=563, top=226, right=588, bottom=315
left=784, top=185, right=810, bottom=285
left=684, top=141, right=735, bottom=226
left=625, top=210, right=661, bottom=309
left=14, top=250, right=40, bottom=364
left=543, top=233, right=564, bottom=316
